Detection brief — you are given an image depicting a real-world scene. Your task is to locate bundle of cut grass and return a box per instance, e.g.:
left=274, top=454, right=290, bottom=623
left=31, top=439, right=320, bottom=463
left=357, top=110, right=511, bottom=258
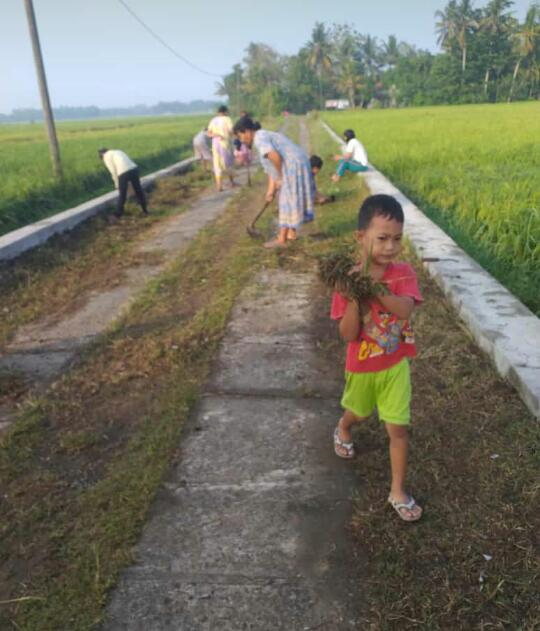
left=317, top=251, right=387, bottom=303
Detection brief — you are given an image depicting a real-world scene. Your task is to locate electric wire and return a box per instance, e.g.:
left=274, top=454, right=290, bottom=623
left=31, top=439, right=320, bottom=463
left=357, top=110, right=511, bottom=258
left=117, top=0, right=223, bottom=78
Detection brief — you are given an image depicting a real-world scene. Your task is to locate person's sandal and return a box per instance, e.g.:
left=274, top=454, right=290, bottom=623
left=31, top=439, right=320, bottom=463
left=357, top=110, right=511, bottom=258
left=333, top=426, right=355, bottom=459
left=388, top=495, right=423, bottom=522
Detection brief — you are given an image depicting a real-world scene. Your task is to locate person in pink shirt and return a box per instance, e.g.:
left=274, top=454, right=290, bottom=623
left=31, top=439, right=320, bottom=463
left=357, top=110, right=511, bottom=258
left=331, top=194, right=423, bottom=522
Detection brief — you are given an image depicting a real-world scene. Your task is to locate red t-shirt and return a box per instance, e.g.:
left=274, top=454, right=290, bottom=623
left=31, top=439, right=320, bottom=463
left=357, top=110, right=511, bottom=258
left=331, top=262, right=422, bottom=373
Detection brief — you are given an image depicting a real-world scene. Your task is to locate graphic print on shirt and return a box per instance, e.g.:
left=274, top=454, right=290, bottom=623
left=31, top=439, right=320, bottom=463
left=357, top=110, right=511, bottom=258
left=358, top=306, right=415, bottom=362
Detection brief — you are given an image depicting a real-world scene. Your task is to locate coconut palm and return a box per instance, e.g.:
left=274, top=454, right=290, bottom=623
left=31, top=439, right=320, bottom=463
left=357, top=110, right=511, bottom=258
left=337, top=59, right=364, bottom=108
left=360, top=34, right=381, bottom=78
left=435, top=1, right=459, bottom=51
left=480, top=0, right=514, bottom=95
left=509, top=3, right=540, bottom=101
left=382, top=35, right=401, bottom=68
left=306, top=22, right=334, bottom=110
left=436, top=0, right=478, bottom=75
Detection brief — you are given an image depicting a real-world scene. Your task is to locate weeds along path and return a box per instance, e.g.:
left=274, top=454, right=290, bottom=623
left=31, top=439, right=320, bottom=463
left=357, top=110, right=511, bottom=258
left=0, top=171, right=278, bottom=629
left=0, top=167, right=250, bottom=431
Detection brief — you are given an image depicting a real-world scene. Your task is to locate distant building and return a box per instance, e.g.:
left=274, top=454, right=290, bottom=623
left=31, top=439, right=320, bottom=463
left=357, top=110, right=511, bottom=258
left=325, top=99, right=350, bottom=111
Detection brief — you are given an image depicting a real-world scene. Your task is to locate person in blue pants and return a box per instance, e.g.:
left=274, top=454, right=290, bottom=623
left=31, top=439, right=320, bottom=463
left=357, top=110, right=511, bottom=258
left=332, top=129, right=368, bottom=182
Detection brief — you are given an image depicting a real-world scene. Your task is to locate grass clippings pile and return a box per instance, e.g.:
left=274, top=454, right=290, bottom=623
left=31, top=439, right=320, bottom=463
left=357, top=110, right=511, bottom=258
left=318, top=249, right=387, bottom=302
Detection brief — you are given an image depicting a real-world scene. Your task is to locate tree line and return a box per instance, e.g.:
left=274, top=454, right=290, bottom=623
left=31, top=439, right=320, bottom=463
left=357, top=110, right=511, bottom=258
left=0, top=100, right=220, bottom=124
left=216, top=0, right=540, bottom=114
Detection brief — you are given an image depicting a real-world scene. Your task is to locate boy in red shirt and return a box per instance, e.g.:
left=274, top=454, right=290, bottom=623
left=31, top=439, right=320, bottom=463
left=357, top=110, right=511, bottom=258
left=331, top=194, right=423, bottom=522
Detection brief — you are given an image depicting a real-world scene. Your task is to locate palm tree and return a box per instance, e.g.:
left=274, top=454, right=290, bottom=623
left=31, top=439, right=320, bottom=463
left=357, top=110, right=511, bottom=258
left=436, top=0, right=478, bottom=75
left=337, top=59, right=364, bottom=108
left=360, top=34, right=381, bottom=77
left=456, top=0, right=479, bottom=73
left=480, top=0, right=514, bottom=95
left=435, top=0, right=459, bottom=51
left=509, top=3, right=540, bottom=101
left=306, top=22, right=334, bottom=110
left=382, top=35, right=401, bottom=68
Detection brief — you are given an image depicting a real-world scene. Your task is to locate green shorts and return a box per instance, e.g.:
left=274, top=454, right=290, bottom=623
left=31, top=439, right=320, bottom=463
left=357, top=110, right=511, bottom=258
left=341, top=359, right=411, bottom=425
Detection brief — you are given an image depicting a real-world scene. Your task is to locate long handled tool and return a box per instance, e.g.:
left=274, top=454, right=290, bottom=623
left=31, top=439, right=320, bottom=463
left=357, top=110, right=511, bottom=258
left=246, top=199, right=272, bottom=238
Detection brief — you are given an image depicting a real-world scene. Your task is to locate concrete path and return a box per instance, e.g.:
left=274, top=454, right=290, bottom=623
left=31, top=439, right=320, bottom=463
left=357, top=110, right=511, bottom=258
left=102, top=118, right=364, bottom=629
left=0, top=171, right=249, bottom=431
left=103, top=270, right=364, bottom=631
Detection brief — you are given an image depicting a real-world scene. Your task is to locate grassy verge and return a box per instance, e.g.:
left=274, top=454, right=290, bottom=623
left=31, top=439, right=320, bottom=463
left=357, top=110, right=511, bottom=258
left=299, top=117, right=538, bottom=630
left=0, top=177, right=269, bottom=629
left=0, top=168, right=212, bottom=354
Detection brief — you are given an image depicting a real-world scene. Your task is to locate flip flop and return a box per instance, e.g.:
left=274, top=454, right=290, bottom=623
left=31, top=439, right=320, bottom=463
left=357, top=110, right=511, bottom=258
left=333, top=426, right=355, bottom=459
left=388, top=494, right=423, bottom=522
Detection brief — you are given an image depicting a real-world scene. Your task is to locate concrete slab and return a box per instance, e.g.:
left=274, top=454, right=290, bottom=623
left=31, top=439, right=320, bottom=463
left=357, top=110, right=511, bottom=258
left=169, top=395, right=359, bottom=490
left=105, top=574, right=356, bottom=631
left=322, top=121, right=540, bottom=418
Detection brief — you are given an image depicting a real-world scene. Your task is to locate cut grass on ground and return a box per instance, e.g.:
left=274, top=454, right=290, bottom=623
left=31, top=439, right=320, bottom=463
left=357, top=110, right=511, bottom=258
left=300, top=117, right=539, bottom=630
left=0, top=117, right=537, bottom=630
left=0, top=175, right=271, bottom=629
left=0, top=168, right=212, bottom=354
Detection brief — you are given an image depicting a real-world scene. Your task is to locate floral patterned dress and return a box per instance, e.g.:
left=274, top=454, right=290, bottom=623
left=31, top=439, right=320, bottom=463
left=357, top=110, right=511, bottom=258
left=254, top=129, right=315, bottom=229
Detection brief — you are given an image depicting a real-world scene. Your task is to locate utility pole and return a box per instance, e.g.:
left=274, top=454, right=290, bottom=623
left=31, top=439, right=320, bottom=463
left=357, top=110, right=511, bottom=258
left=24, top=0, right=62, bottom=178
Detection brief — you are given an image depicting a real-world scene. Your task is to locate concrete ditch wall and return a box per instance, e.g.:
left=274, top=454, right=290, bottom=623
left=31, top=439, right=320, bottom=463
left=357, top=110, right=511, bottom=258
left=0, top=157, right=197, bottom=262
left=322, top=121, right=540, bottom=418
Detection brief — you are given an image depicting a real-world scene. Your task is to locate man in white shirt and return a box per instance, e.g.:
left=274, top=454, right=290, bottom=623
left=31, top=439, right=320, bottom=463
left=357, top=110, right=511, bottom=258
left=331, top=129, right=368, bottom=182
left=98, top=148, right=148, bottom=217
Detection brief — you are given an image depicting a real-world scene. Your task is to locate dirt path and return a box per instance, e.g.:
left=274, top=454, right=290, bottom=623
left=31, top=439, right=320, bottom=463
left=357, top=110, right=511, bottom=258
left=0, top=170, right=250, bottom=431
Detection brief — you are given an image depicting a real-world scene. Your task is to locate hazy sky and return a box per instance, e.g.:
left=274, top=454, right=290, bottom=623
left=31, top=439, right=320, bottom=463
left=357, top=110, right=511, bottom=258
left=1, top=0, right=533, bottom=114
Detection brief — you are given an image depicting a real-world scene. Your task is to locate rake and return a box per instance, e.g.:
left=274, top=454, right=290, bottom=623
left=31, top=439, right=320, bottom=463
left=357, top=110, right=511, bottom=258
left=246, top=199, right=273, bottom=238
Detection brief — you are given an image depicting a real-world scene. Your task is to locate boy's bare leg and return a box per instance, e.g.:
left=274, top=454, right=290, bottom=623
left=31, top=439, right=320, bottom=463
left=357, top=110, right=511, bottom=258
left=286, top=228, right=297, bottom=240
left=385, top=423, right=422, bottom=519
left=334, top=410, right=367, bottom=457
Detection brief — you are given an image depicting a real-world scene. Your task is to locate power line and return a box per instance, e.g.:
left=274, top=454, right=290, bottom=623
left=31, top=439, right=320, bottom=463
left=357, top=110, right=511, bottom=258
left=117, top=0, right=223, bottom=78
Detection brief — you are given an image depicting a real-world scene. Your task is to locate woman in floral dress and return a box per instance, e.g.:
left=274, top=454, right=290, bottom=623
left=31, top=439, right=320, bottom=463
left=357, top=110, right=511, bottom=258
left=234, top=116, right=314, bottom=248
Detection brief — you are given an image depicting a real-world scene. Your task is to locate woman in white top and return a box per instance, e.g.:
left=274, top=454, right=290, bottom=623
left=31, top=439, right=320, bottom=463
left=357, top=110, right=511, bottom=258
left=332, top=129, right=368, bottom=182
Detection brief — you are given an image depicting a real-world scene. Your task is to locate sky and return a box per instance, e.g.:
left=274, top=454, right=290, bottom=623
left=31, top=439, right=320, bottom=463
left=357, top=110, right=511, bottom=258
left=0, top=0, right=533, bottom=114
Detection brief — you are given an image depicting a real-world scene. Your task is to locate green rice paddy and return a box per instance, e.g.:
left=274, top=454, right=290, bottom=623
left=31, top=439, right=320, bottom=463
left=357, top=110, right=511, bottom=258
left=323, top=102, right=540, bottom=313
left=0, top=114, right=208, bottom=236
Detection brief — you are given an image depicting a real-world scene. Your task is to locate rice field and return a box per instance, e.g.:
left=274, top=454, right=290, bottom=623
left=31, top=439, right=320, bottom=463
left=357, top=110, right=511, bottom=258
left=0, top=114, right=209, bottom=236
left=323, top=102, right=540, bottom=314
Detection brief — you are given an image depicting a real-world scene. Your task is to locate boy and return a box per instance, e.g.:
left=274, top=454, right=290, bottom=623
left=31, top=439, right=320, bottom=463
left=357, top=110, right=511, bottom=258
left=98, top=148, right=148, bottom=217
left=331, top=194, right=422, bottom=522
left=310, top=155, right=335, bottom=205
